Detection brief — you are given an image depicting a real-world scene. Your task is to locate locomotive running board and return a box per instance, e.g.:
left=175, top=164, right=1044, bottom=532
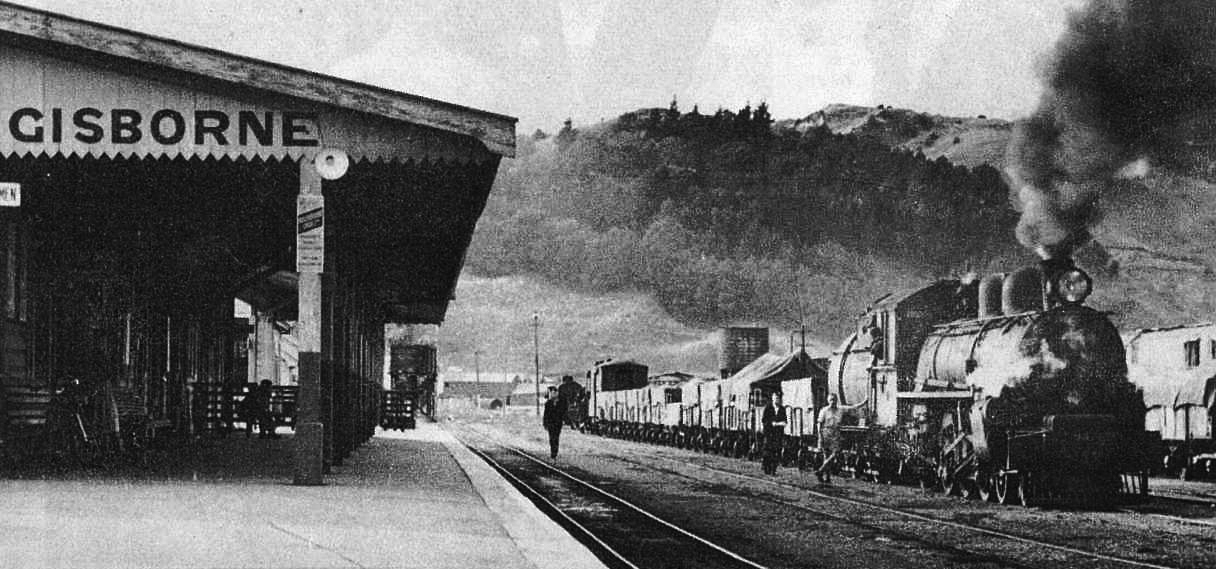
left=895, top=391, right=974, bottom=399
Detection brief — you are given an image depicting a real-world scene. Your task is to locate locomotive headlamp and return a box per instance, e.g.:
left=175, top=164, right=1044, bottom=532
left=1056, top=268, right=1092, bottom=304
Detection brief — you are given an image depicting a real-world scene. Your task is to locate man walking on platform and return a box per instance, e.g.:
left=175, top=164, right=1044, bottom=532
left=557, top=375, right=585, bottom=428
left=542, top=386, right=565, bottom=459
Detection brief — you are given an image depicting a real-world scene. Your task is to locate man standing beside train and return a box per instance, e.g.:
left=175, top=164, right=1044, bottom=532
left=761, top=392, right=787, bottom=475
left=816, top=393, right=866, bottom=484
left=542, top=386, right=565, bottom=460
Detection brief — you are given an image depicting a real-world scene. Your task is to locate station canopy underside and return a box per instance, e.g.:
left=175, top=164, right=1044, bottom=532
left=3, top=152, right=498, bottom=324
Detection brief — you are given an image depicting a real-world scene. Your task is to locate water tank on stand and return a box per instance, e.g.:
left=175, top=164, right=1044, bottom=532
left=719, top=326, right=769, bottom=378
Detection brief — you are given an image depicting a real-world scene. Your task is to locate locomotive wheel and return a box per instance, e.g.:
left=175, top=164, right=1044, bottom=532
left=937, top=464, right=957, bottom=495
left=976, top=474, right=995, bottom=502
left=995, top=473, right=1011, bottom=505
left=1016, top=474, right=1035, bottom=507
left=961, top=478, right=981, bottom=500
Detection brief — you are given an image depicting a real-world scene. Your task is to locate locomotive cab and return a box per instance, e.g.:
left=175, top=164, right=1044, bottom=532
left=829, top=279, right=977, bottom=433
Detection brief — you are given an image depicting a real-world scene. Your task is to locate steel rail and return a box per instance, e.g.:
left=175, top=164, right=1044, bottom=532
left=1147, top=490, right=1216, bottom=507
left=457, top=426, right=772, bottom=569
left=640, top=451, right=1182, bottom=569
left=459, top=439, right=643, bottom=569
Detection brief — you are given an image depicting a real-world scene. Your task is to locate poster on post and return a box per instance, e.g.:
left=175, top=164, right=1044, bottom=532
left=296, top=194, right=323, bottom=273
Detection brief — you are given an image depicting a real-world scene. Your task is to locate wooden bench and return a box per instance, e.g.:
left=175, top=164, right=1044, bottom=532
left=192, top=383, right=238, bottom=434
left=3, top=386, right=55, bottom=447
left=268, top=386, right=297, bottom=428
left=380, top=389, right=415, bottom=431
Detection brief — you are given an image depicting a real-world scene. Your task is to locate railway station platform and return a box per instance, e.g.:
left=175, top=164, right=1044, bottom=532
left=0, top=422, right=608, bottom=569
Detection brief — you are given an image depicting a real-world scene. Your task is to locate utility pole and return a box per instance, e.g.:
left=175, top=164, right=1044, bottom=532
left=533, top=313, right=540, bottom=416
left=475, top=350, right=481, bottom=383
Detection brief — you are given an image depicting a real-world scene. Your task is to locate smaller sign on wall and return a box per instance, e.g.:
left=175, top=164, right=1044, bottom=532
left=0, top=182, right=20, bottom=206
left=296, top=194, right=323, bottom=273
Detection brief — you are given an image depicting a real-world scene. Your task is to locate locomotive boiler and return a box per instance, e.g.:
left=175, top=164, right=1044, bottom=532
left=830, top=258, right=1148, bottom=505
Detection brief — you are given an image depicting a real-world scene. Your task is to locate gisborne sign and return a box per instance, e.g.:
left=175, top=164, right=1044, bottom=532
left=5, top=107, right=319, bottom=148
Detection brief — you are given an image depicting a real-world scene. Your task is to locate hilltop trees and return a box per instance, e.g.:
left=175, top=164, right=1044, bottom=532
left=466, top=105, right=1021, bottom=335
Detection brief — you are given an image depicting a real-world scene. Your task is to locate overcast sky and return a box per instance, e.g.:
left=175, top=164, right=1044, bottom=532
left=18, top=0, right=1084, bottom=130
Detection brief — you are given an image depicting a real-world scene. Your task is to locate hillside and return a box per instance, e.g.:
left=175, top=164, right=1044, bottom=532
left=777, top=103, right=1013, bottom=169
left=778, top=104, right=1216, bottom=332
left=439, top=103, right=1216, bottom=374
left=436, top=274, right=833, bottom=378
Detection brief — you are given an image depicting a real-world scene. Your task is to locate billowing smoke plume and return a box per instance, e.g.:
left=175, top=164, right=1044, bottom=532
left=1006, top=0, right=1216, bottom=258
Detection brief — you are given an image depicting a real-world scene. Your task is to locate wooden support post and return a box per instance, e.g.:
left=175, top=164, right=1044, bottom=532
left=294, top=159, right=325, bottom=486
left=322, top=271, right=335, bottom=470
left=252, top=311, right=278, bottom=385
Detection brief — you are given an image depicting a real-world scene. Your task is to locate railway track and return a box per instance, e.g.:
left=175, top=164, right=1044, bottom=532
left=1146, top=490, right=1216, bottom=508
left=635, top=453, right=1183, bottom=569
left=1122, top=491, right=1216, bottom=529
left=457, top=422, right=1204, bottom=569
left=454, top=426, right=772, bottom=569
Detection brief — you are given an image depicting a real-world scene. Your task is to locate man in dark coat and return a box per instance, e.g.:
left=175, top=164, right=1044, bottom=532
left=761, top=392, right=787, bottom=475
left=542, top=386, right=565, bottom=459
left=556, top=375, right=586, bottom=428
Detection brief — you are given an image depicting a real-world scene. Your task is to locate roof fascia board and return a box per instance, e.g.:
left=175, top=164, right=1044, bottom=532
left=0, top=1, right=516, bottom=157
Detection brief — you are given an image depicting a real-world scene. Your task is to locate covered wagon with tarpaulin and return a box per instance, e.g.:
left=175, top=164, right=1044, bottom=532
left=1125, top=324, right=1216, bottom=478
left=0, top=1, right=515, bottom=483
left=695, top=350, right=825, bottom=458
left=1140, top=375, right=1216, bottom=479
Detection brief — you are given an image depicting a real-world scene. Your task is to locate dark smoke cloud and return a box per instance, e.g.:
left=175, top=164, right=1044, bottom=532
left=1006, top=0, right=1216, bottom=258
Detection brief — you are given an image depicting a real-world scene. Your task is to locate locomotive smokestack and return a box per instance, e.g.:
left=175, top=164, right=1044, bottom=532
left=1040, top=257, right=1076, bottom=282
left=1033, top=229, right=1089, bottom=261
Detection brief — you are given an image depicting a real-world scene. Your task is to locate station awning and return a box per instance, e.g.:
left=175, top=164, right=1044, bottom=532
left=0, top=2, right=515, bottom=163
left=0, top=1, right=517, bottom=325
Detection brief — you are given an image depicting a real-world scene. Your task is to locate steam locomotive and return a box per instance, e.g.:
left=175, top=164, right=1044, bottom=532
left=586, top=258, right=1151, bottom=507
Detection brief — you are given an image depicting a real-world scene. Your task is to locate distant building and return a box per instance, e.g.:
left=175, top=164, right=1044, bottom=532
left=508, top=380, right=558, bottom=407
left=441, top=372, right=524, bottom=385
left=437, top=382, right=518, bottom=411
left=649, top=372, right=696, bottom=386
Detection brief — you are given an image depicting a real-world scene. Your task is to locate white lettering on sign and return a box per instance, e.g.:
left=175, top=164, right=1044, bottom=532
left=3, top=107, right=320, bottom=149
left=0, top=182, right=20, bottom=206
left=296, top=195, right=324, bottom=273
